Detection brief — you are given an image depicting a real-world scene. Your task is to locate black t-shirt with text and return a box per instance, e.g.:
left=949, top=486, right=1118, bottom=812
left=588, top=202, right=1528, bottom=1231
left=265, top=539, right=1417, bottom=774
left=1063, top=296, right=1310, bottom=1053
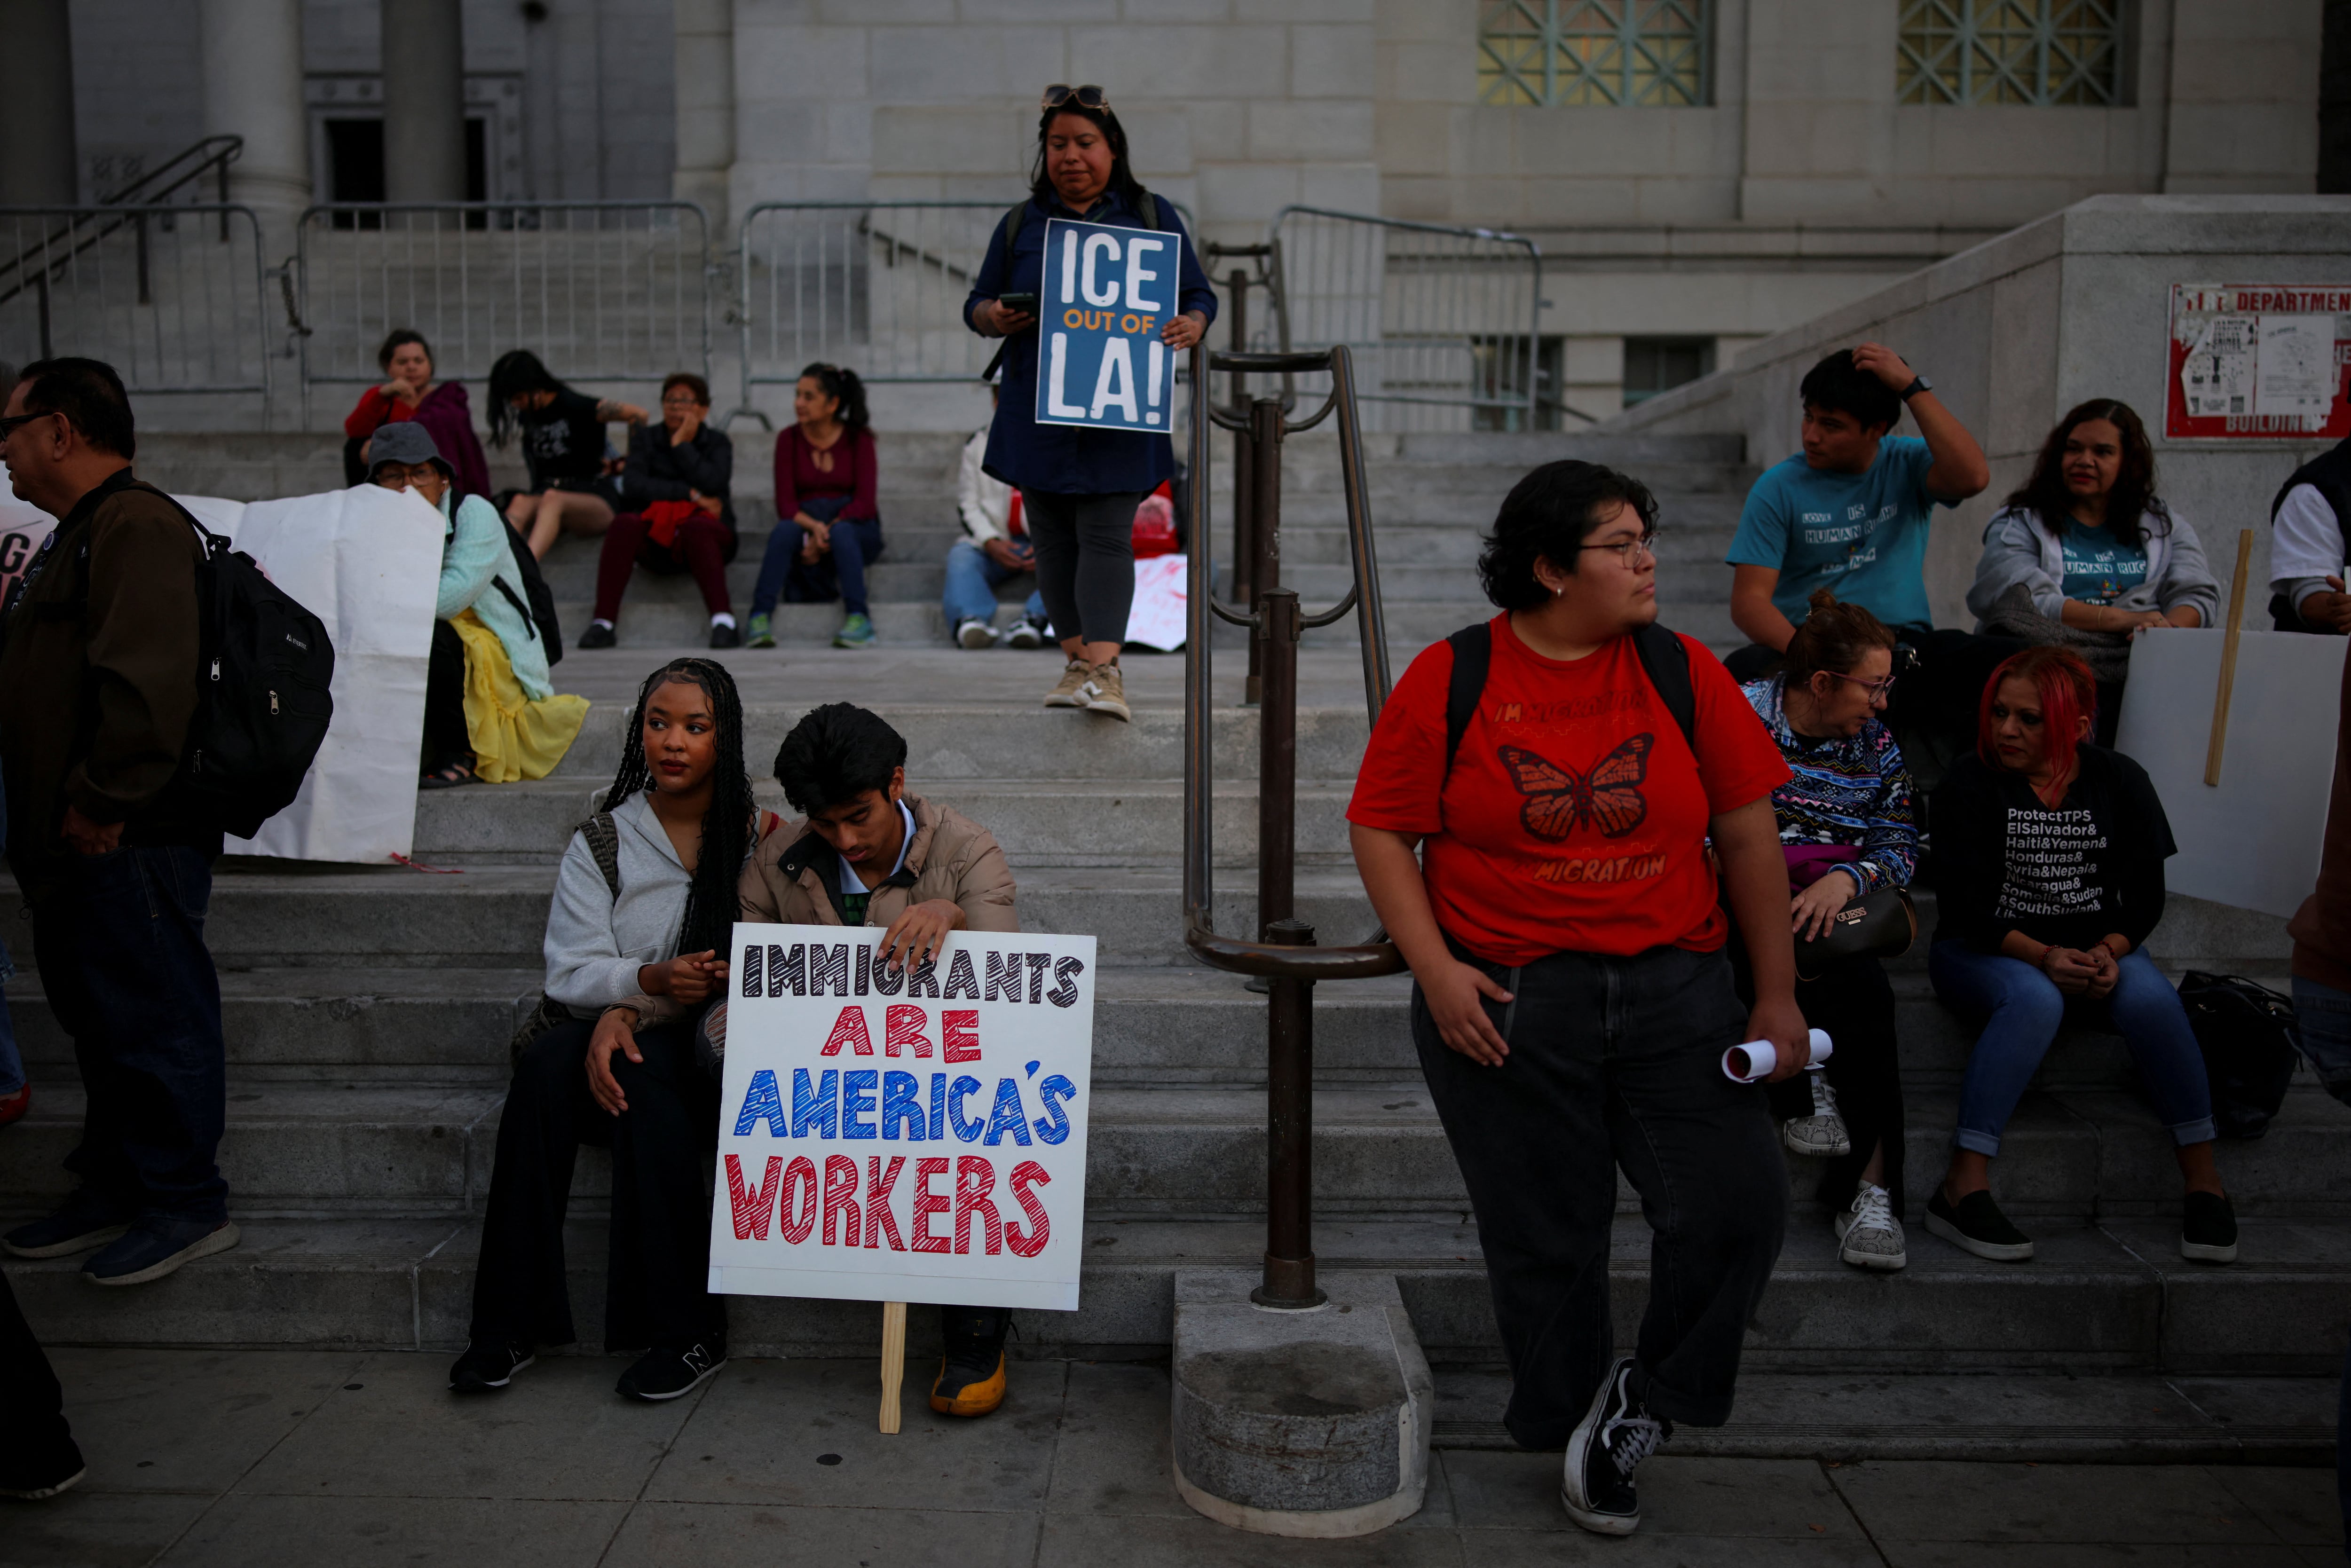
left=1930, top=743, right=2176, bottom=953
left=521, top=389, right=608, bottom=488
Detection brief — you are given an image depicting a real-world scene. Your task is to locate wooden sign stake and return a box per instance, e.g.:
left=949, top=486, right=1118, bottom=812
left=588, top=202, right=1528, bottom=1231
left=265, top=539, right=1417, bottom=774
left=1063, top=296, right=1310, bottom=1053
left=878, top=1300, right=907, bottom=1434
left=2205, top=528, right=2256, bottom=787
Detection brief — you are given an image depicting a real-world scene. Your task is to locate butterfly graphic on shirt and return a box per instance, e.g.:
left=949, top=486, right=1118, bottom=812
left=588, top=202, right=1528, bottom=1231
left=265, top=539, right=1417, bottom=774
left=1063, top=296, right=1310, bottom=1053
left=1499, top=734, right=1654, bottom=840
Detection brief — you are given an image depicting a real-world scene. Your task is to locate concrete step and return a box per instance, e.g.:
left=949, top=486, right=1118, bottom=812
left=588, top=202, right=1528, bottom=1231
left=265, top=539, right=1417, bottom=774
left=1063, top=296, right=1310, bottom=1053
left=10, top=1211, right=2339, bottom=1376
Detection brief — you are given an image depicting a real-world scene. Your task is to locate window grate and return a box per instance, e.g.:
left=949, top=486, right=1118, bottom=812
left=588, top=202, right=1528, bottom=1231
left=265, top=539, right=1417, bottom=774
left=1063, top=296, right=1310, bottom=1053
left=1477, top=1, right=1712, bottom=107
left=1897, top=0, right=2125, bottom=106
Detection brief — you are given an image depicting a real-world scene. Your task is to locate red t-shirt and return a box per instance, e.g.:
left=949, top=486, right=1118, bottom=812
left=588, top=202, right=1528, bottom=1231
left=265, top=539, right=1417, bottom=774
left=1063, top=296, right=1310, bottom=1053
left=1347, top=615, right=1789, bottom=967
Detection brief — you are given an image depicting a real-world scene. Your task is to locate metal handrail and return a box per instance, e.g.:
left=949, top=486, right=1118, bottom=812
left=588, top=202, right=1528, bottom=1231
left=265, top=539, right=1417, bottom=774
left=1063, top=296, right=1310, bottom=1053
left=1181, top=343, right=1403, bottom=982
left=94, top=135, right=243, bottom=208
left=0, top=136, right=247, bottom=307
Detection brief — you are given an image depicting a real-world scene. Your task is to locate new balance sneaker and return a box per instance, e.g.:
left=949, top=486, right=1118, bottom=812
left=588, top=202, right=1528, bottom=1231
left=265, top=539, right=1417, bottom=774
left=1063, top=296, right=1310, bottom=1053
left=576, top=620, right=617, bottom=650
left=4, top=1188, right=132, bottom=1259
left=930, top=1306, right=1011, bottom=1418
left=1925, top=1186, right=2034, bottom=1262
left=1834, top=1181, right=1907, bottom=1271
left=833, top=612, right=877, bottom=649
left=1044, top=659, right=1091, bottom=708
left=2181, top=1190, right=2238, bottom=1263
left=84, top=1216, right=239, bottom=1286
left=617, top=1340, right=728, bottom=1402
left=1561, top=1357, right=1669, bottom=1536
left=448, top=1341, right=536, bottom=1394
left=1081, top=661, right=1131, bottom=722
left=956, top=617, right=998, bottom=650
left=744, top=612, right=776, bottom=649
left=1005, top=616, right=1049, bottom=650
left=1783, top=1070, right=1851, bottom=1158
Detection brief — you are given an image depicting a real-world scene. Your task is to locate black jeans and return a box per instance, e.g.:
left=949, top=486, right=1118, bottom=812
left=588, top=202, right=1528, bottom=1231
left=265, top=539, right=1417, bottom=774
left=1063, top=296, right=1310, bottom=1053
left=1413, top=941, right=1784, bottom=1446
left=1020, top=489, right=1144, bottom=648
left=29, top=845, right=227, bottom=1224
left=0, top=1269, right=78, bottom=1481
left=1734, top=947, right=1907, bottom=1218
left=422, top=618, right=471, bottom=773
left=469, top=1017, right=726, bottom=1353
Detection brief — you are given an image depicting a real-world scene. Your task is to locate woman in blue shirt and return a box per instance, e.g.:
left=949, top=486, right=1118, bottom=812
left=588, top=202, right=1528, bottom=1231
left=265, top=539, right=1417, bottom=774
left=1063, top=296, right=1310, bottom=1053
left=964, top=85, right=1216, bottom=724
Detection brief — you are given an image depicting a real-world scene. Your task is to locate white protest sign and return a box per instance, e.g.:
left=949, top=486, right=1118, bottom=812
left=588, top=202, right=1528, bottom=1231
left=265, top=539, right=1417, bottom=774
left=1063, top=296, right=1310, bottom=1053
left=708, top=923, right=1097, bottom=1312
left=1035, top=216, right=1178, bottom=433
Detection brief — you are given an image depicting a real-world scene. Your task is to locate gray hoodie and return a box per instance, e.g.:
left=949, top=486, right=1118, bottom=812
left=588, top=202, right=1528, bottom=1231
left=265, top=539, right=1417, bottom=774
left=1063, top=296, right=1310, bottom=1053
left=542, top=790, right=691, bottom=1014
left=1965, top=504, right=2219, bottom=630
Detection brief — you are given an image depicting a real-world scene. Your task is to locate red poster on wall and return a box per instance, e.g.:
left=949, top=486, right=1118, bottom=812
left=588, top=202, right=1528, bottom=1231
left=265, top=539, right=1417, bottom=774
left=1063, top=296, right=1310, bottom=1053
left=2166, top=284, right=2351, bottom=441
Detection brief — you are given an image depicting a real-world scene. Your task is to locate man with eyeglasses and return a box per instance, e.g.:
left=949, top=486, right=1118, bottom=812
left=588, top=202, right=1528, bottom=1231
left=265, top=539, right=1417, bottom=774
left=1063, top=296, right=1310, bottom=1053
left=0, top=358, right=237, bottom=1289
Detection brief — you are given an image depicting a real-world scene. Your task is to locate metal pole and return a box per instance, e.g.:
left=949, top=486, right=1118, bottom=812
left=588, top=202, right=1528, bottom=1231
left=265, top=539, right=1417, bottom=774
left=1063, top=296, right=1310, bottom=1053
left=1227, top=268, right=1256, bottom=650
left=1243, top=395, right=1283, bottom=708
left=1256, top=587, right=1299, bottom=937
left=1255, top=915, right=1322, bottom=1310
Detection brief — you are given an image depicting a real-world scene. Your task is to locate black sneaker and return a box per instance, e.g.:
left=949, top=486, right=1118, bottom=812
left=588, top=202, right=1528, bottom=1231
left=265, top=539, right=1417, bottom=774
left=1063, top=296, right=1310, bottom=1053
left=0, top=1445, right=86, bottom=1501
left=82, top=1216, right=238, bottom=1285
left=448, top=1341, right=536, bottom=1394
left=616, top=1340, right=726, bottom=1402
left=2181, top=1190, right=2239, bottom=1263
left=1925, top=1187, right=2035, bottom=1261
left=708, top=621, right=740, bottom=649
left=577, top=621, right=617, bottom=650
left=1561, top=1357, right=1670, bottom=1536
left=930, top=1305, right=1011, bottom=1417
left=3, top=1189, right=132, bottom=1259
left=1005, top=616, right=1049, bottom=650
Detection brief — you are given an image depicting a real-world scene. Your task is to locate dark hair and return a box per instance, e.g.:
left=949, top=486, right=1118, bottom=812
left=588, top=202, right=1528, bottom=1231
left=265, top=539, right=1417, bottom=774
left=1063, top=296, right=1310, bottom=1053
left=1029, top=101, right=1149, bottom=212
left=1978, top=646, right=2097, bottom=783
left=487, top=349, right=572, bottom=448
left=376, top=329, right=433, bottom=374
left=1799, top=349, right=1901, bottom=435
left=662, top=371, right=711, bottom=407
left=799, top=363, right=868, bottom=432
left=774, top=703, right=908, bottom=816
left=2004, top=397, right=2164, bottom=551
left=1475, top=459, right=1659, bottom=611
left=1783, top=590, right=1897, bottom=685
left=11, top=357, right=135, bottom=459
left=602, top=659, right=753, bottom=961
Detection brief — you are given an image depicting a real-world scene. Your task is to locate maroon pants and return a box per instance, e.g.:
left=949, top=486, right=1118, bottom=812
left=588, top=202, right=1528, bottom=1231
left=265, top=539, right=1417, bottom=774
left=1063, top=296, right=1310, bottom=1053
left=594, top=512, right=736, bottom=621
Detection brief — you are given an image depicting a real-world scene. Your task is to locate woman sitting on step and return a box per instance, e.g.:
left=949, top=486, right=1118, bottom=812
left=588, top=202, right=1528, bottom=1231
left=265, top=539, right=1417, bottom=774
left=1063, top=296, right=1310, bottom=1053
left=1926, top=646, right=2234, bottom=1267
left=451, top=657, right=774, bottom=1403
left=489, top=348, right=649, bottom=559
left=1736, top=589, right=1917, bottom=1273
left=745, top=363, right=884, bottom=650
left=580, top=372, right=741, bottom=651
left=366, top=422, right=588, bottom=789
left=342, top=328, right=492, bottom=499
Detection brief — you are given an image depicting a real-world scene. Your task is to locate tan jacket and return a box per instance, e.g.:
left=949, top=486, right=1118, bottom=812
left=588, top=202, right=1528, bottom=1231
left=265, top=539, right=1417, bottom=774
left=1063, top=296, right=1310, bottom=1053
left=739, top=793, right=1018, bottom=933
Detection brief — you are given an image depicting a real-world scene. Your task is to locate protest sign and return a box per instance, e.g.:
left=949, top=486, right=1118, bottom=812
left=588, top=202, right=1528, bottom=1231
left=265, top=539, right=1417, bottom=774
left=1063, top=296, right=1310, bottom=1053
left=708, top=923, right=1097, bottom=1312
left=1035, top=217, right=1179, bottom=433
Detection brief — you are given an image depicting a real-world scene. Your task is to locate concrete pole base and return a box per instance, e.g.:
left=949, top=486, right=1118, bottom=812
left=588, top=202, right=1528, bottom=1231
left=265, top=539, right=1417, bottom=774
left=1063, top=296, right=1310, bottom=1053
left=1169, top=1268, right=1434, bottom=1538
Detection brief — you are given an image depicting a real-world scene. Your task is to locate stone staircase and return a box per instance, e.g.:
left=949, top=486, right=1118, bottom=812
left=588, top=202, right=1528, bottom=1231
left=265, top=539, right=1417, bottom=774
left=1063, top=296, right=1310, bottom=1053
left=1, top=427, right=2338, bottom=1465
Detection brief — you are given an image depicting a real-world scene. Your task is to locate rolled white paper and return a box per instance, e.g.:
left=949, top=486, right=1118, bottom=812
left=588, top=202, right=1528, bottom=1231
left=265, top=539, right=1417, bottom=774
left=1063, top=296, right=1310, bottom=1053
left=1722, top=1028, right=1834, bottom=1083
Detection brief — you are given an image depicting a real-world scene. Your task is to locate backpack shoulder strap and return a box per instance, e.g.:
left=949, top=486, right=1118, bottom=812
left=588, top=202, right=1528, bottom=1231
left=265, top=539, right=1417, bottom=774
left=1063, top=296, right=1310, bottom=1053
left=128, top=481, right=224, bottom=557
left=1632, top=621, right=1698, bottom=755
left=489, top=575, right=538, bottom=639
left=1442, top=622, right=1493, bottom=779
left=578, top=810, right=622, bottom=901
left=1136, top=189, right=1163, bottom=231
left=1000, top=201, right=1029, bottom=258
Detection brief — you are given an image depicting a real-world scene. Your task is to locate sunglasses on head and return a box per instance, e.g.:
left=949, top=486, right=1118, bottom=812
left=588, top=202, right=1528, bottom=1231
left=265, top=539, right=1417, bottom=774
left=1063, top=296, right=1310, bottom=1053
left=1041, top=84, right=1110, bottom=112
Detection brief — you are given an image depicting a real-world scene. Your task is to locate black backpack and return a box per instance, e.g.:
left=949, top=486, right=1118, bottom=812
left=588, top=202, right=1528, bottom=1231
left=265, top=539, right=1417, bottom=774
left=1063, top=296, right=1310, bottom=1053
left=153, top=489, right=337, bottom=840
left=492, top=521, right=563, bottom=666
left=1443, top=619, right=1697, bottom=774
left=2176, top=971, right=2302, bottom=1140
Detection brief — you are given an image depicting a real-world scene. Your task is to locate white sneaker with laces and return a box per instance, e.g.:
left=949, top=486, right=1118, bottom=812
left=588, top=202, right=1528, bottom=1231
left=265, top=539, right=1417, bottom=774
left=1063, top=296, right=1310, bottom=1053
left=956, top=617, right=998, bottom=650
left=1783, top=1069, right=1852, bottom=1158
left=1834, top=1181, right=1907, bottom=1271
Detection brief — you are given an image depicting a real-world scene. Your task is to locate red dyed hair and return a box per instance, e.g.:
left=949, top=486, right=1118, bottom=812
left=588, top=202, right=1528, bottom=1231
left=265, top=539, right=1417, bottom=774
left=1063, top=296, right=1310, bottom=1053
left=1977, top=646, right=2097, bottom=780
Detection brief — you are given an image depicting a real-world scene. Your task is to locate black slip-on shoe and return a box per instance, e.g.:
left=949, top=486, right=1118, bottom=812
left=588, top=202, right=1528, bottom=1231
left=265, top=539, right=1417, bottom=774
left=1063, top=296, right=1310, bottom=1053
left=83, top=1217, right=238, bottom=1285
left=1561, top=1357, right=1670, bottom=1536
left=4, top=1190, right=133, bottom=1259
left=449, top=1342, right=536, bottom=1394
left=2181, top=1190, right=2239, bottom=1263
left=617, top=1341, right=727, bottom=1402
left=576, top=621, right=617, bottom=650
left=708, top=621, right=740, bottom=649
left=1925, top=1187, right=2034, bottom=1262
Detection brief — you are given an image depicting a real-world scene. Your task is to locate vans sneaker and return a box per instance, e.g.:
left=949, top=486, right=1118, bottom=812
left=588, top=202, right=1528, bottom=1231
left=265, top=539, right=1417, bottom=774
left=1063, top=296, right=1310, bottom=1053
left=1783, top=1071, right=1851, bottom=1158
left=1081, top=661, right=1131, bottom=722
left=617, top=1340, right=727, bottom=1402
left=577, top=620, right=617, bottom=650
left=1561, top=1357, right=1669, bottom=1536
left=84, top=1217, right=239, bottom=1285
left=2181, top=1190, right=2238, bottom=1263
left=449, top=1341, right=536, bottom=1394
left=1005, top=616, right=1049, bottom=650
left=956, top=617, right=998, bottom=650
left=1834, top=1182, right=1907, bottom=1270
left=1044, top=659, right=1091, bottom=708
left=1925, top=1187, right=2034, bottom=1262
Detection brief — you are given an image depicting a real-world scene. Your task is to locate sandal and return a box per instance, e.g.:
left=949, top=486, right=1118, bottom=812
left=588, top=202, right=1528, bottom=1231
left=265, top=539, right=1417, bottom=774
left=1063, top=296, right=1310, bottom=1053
left=419, top=759, right=479, bottom=790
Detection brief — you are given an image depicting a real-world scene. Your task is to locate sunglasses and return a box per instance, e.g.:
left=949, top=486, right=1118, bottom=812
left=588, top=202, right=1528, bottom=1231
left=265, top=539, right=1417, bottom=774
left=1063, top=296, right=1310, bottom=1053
left=0, top=411, right=55, bottom=442
left=1041, top=84, right=1110, bottom=112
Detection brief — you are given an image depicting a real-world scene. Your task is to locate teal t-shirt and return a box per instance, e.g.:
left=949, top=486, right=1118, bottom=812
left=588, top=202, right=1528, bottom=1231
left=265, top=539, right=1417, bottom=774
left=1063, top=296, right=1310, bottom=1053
left=1725, top=436, right=1954, bottom=632
left=2058, top=522, right=2149, bottom=605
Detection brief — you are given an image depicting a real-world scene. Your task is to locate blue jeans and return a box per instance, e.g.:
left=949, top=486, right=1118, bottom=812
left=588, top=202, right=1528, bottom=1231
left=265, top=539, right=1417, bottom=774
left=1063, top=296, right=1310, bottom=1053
left=2291, top=976, right=2351, bottom=1106
left=1929, top=941, right=2216, bottom=1157
left=751, top=495, right=884, bottom=617
left=941, top=539, right=1047, bottom=630
left=30, top=845, right=227, bottom=1222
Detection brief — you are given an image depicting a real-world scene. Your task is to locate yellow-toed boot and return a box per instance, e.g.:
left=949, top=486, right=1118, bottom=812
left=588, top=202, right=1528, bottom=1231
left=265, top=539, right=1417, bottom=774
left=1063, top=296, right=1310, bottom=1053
left=929, top=1305, right=1010, bottom=1417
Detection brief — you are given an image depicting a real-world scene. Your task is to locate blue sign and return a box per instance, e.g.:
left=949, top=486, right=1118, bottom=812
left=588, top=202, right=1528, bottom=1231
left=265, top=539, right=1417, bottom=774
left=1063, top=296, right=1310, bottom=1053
left=1034, top=217, right=1179, bottom=433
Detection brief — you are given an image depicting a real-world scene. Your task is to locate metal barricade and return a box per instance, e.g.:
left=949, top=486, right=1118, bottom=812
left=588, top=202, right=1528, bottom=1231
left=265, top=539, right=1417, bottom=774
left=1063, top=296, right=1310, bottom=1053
left=293, top=202, right=713, bottom=415
left=0, top=205, right=274, bottom=413
left=1267, top=206, right=1543, bottom=433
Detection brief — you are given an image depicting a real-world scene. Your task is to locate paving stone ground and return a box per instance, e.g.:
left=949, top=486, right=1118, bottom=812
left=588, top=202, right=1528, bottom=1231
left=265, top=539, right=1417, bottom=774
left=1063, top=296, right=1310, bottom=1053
left=9, top=1347, right=2341, bottom=1567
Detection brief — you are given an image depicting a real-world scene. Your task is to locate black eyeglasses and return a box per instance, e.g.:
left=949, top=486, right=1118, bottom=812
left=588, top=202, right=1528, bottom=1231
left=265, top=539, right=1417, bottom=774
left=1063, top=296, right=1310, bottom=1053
left=0, top=412, right=53, bottom=442
left=1041, top=84, right=1110, bottom=112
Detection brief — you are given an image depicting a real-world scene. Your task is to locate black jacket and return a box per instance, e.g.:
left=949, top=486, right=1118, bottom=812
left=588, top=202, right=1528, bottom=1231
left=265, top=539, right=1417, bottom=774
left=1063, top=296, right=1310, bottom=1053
left=617, top=424, right=735, bottom=535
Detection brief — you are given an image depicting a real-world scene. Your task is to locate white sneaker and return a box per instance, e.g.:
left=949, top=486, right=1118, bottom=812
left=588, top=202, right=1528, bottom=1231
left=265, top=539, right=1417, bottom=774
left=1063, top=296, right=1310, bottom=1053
left=955, top=617, right=998, bottom=650
left=1005, top=617, right=1049, bottom=650
left=1834, top=1182, right=1907, bottom=1271
left=1783, top=1070, right=1851, bottom=1158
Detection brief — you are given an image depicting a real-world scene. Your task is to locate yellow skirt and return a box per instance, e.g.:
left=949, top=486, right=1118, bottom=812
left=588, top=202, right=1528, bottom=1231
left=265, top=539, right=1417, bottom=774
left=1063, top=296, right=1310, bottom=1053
left=451, top=610, right=589, bottom=783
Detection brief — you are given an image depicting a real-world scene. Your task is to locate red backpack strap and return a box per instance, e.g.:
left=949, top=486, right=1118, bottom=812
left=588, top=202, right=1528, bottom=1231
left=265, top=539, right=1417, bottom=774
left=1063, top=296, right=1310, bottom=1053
left=757, top=808, right=783, bottom=842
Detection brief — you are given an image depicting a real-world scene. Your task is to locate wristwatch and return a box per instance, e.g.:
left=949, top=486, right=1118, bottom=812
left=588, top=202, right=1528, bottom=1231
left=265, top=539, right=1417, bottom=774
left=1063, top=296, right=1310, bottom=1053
left=1898, top=374, right=1932, bottom=401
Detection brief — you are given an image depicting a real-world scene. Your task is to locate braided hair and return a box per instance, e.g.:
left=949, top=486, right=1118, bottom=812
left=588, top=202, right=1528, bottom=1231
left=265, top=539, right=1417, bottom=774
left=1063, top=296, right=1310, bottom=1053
left=601, top=657, right=754, bottom=961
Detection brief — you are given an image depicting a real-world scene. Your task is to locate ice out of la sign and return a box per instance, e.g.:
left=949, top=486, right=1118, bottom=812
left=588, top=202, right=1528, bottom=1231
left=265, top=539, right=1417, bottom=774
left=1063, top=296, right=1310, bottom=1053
left=707, top=923, right=1097, bottom=1312
left=1034, top=216, right=1178, bottom=433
